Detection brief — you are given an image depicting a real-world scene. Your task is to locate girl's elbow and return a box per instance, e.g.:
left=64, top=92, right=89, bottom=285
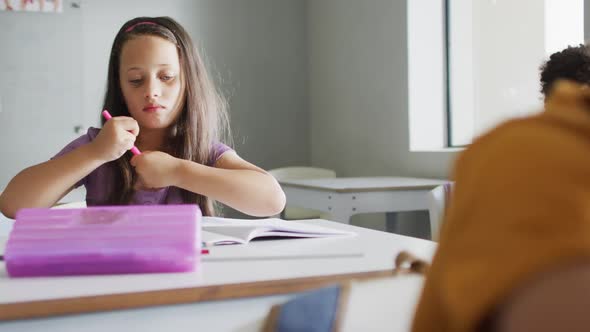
left=269, top=187, right=286, bottom=216
left=241, top=175, right=286, bottom=217
left=0, top=195, right=16, bottom=219
left=252, top=183, right=286, bottom=217
left=1, top=210, right=16, bottom=220
left=267, top=175, right=286, bottom=215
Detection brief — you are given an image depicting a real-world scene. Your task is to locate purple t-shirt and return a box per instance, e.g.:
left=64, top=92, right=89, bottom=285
left=54, top=127, right=232, bottom=206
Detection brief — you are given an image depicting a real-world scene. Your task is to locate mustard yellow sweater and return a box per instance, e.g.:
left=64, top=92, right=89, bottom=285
left=412, top=81, right=590, bottom=332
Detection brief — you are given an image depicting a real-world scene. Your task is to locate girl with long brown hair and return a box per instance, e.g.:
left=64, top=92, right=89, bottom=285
left=0, top=16, right=285, bottom=218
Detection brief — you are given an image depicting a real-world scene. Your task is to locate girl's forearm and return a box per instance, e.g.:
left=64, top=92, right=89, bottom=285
left=0, top=144, right=104, bottom=218
left=174, top=160, right=286, bottom=217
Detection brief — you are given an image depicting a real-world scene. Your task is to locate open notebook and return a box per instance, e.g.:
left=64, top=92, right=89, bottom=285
left=0, top=217, right=356, bottom=257
left=202, top=217, right=355, bottom=246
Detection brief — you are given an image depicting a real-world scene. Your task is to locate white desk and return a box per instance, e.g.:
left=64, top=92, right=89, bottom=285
left=279, top=177, right=448, bottom=224
left=0, top=219, right=435, bottom=332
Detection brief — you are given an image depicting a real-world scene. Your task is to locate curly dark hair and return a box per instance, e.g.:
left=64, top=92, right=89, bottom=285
left=540, top=44, right=590, bottom=97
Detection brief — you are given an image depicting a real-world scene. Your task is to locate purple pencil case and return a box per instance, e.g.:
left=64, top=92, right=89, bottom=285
left=5, top=204, right=201, bottom=277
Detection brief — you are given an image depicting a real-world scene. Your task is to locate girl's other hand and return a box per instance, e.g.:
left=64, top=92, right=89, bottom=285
left=130, top=151, right=181, bottom=189
left=90, top=117, right=139, bottom=162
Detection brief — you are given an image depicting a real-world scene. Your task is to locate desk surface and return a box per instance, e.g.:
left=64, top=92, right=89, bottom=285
left=279, top=177, right=448, bottom=193
left=0, top=219, right=435, bottom=321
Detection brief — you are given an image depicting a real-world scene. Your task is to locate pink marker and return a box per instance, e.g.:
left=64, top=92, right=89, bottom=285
left=101, top=110, right=142, bottom=156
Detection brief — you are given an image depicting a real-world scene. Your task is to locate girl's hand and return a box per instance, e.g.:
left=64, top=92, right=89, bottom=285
left=130, top=151, right=182, bottom=189
left=90, top=117, right=139, bottom=162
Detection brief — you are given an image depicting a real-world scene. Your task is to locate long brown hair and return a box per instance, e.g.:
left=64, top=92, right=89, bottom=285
left=102, top=16, right=231, bottom=216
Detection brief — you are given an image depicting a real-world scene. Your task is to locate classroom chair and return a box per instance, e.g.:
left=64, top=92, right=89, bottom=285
left=268, top=166, right=336, bottom=220
left=426, top=183, right=453, bottom=241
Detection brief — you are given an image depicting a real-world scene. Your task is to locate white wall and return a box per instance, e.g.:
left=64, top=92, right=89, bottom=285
left=0, top=2, right=85, bottom=191
left=307, top=0, right=451, bottom=234
left=308, top=0, right=457, bottom=182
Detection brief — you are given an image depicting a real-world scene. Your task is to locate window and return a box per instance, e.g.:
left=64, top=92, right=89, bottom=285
left=409, top=0, right=584, bottom=150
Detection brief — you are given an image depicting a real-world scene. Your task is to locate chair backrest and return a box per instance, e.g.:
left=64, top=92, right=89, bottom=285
left=427, top=183, right=453, bottom=241
left=268, top=167, right=336, bottom=181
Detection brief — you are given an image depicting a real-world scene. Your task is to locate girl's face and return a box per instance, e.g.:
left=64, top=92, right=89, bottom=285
left=119, top=35, right=185, bottom=130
